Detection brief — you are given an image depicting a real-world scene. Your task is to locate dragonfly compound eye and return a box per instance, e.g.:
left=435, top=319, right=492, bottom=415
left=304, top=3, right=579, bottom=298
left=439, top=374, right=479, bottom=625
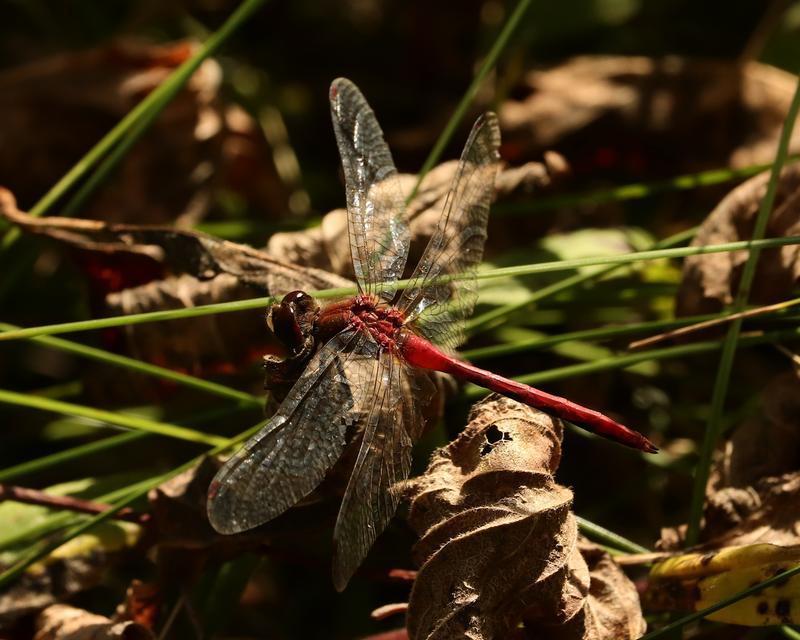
left=282, top=290, right=310, bottom=306
left=269, top=303, right=304, bottom=351
left=270, top=291, right=319, bottom=354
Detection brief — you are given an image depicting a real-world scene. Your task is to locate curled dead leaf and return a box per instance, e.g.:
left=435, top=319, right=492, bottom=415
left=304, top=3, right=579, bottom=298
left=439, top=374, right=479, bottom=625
left=403, top=395, right=645, bottom=640
left=533, top=541, right=648, bottom=640
left=34, top=604, right=153, bottom=640
left=676, top=164, right=800, bottom=317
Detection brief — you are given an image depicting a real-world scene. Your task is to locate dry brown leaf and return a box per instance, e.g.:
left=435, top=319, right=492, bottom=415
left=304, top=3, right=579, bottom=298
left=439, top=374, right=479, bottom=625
left=0, top=188, right=350, bottom=295
left=501, top=56, right=800, bottom=172
left=102, top=274, right=267, bottom=381
left=676, top=164, right=800, bottom=317
left=659, top=371, right=800, bottom=551
left=115, top=581, right=160, bottom=631
left=266, top=159, right=565, bottom=280
left=403, top=395, right=645, bottom=640
left=0, top=555, right=105, bottom=627
left=712, top=370, right=800, bottom=490
left=658, top=472, right=800, bottom=552
left=148, top=455, right=338, bottom=572
left=529, top=541, right=648, bottom=640
left=147, top=458, right=279, bottom=594
left=0, top=155, right=552, bottom=389
left=34, top=604, right=153, bottom=640
left=0, top=187, right=352, bottom=385
left=0, top=39, right=286, bottom=224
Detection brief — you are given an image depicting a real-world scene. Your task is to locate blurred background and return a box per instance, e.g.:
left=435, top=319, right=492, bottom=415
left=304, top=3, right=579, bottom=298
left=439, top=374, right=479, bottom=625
left=1, top=1, right=800, bottom=638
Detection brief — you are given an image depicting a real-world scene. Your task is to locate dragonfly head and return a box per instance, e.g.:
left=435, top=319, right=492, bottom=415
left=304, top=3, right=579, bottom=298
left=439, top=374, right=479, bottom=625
left=267, top=290, right=319, bottom=354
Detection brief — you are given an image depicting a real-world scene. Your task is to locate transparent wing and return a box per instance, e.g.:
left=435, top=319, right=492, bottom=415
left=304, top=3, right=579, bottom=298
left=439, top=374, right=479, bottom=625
left=398, top=113, right=501, bottom=351
left=207, top=328, right=381, bottom=534
left=331, top=354, right=427, bottom=591
left=330, top=77, right=410, bottom=302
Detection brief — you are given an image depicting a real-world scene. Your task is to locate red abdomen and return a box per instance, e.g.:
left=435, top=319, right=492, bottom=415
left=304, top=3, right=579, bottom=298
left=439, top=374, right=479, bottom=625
left=399, top=331, right=657, bottom=453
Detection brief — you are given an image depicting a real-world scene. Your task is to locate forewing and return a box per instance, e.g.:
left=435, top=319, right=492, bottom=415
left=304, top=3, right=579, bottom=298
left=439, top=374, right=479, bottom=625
left=207, top=328, right=381, bottom=534
left=398, top=113, right=501, bottom=351
left=331, top=355, right=426, bottom=590
left=330, top=78, right=410, bottom=302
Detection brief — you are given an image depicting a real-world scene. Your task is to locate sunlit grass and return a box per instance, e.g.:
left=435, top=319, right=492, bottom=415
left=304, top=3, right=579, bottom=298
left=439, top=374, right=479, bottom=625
left=685, top=74, right=800, bottom=545
left=1, top=0, right=799, bottom=635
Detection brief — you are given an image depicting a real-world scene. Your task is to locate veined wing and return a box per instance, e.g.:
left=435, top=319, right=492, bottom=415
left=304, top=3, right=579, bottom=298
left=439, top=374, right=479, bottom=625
left=398, top=113, right=501, bottom=351
left=331, top=353, right=430, bottom=591
left=207, top=328, right=381, bottom=534
left=330, top=77, right=410, bottom=302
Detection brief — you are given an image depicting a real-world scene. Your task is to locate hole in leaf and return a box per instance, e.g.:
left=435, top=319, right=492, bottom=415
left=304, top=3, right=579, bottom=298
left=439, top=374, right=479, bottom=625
left=480, top=424, right=512, bottom=456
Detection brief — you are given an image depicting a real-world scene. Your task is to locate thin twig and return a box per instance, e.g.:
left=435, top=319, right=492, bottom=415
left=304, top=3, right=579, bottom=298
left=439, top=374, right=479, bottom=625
left=0, top=484, right=150, bottom=524
left=613, top=551, right=674, bottom=566
left=157, top=593, right=186, bottom=640
left=775, top=343, right=800, bottom=368
left=628, top=298, right=800, bottom=350
left=371, top=603, right=409, bottom=621
left=360, top=631, right=409, bottom=640
left=387, top=568, right=418, bottom=582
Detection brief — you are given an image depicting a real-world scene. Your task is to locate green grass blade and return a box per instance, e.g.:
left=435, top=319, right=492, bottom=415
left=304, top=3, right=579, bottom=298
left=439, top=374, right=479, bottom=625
left=0, top=476, right=157, bottom=550
left=0, top=295, right=281, bottom=340
left=576, top=515, right=649, bottom=554
left=0, top=432, right=144, bottom=484
left=640, top=564, right=800, bottom=639
left=0, top=388, right=228, bottom=446
left=493, top=157, right=800, bottom=216
left=0, top=323, right=262, bottom=407
left=685, top=75, right=800, bottom=546
left=59, top=109, right=166, bottom=218
left=463, top=305, right=800, bottom=361
left=407, top=0, right=533, bottom=202
left=463, top=326, right=800, bottom=399
left=3, top=236, right=800, bottom=343
left=460, top=313, right=720, bottom=361
left=32, top=381, right=84, bottom=400
left=466, top=227, right=697, bottom=335
left=0, top=0, right=268, bottom=251
left=0, top=419, right=264, bottom=589
left=0, top=402, right=257, bottom=483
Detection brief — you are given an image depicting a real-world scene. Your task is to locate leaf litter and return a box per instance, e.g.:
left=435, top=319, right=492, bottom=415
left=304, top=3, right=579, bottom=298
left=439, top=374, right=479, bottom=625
left=402, top=396, right=645, bottom=640
left=4, top=47, right=800, bottom=639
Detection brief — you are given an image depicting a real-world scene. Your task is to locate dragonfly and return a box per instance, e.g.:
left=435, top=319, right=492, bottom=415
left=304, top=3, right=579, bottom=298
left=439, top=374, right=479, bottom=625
left=207, top=78, right=657, bottom=591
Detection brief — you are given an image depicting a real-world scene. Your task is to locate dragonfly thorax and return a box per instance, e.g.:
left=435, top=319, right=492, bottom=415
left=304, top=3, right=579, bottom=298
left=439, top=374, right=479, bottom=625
left=349, top=295, right=405, bottom=349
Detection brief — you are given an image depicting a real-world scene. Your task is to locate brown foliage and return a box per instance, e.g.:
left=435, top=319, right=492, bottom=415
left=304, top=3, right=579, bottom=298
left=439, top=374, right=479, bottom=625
left=660, top=370, right=800, bottom=551
left=501, top=56, right=800, bottom=172
left=676, top=164, right=800, bottom=317
left=0, top=39, right=286, bottom=223
left=34, top=604, right=152, bottom=640
left=403, top=396, right=645, bottom=640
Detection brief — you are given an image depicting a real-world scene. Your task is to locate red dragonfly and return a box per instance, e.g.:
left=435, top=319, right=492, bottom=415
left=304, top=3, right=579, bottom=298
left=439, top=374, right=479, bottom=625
left=208, top=78, right=656, bottom=590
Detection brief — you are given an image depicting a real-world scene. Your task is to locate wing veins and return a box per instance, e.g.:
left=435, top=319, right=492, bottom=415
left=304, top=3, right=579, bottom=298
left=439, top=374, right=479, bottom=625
left=207, top=329, right=379, bottom=534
